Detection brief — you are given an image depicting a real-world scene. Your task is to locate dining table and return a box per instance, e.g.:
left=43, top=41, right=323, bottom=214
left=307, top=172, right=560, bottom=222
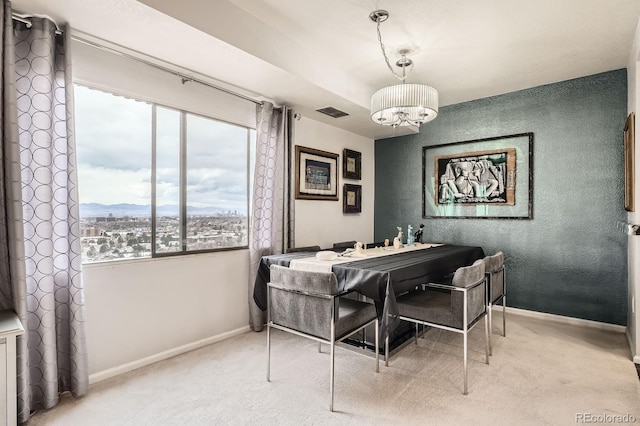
left=253, top=243, right=485, bottom=340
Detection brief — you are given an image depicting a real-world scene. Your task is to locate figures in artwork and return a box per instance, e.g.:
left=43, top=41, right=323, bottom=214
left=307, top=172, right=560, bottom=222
left=438, top=154, right=507, bottom=204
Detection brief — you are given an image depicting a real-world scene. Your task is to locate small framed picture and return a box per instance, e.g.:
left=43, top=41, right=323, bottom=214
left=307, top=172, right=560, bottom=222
left=343, top=184, right=362, bottom=213
left=624, top=112, right=635, bottom=212
left=343, top=149, right=362, bottom=180
left=295, top=145, right=339, bottom=200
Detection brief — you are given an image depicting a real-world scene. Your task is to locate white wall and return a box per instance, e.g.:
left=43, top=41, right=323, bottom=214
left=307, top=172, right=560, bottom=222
left=84, top=251, right=250, bottom=379
left=627, top=16, right=640, bottom=363
left=293, top=118, right=375, bottom=249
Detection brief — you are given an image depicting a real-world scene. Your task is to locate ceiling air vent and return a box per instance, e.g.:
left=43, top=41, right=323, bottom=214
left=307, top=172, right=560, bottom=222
left=316, top=107, right=349, bottom=119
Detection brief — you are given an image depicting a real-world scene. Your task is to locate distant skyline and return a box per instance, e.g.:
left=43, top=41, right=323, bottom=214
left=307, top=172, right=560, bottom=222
left=78, top=202, right=244, bottom=218
left=74, top=85, right=254, bottom=213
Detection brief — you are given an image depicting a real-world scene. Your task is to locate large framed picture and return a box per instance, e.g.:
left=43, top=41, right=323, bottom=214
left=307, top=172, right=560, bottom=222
left=624, top=112, right=635, bottom=212
left=422, top=133, right=533, bottom=219
left=295, top=145, right=339, bottom=200
left=343, top=149, right=362, bottom=180
left=343, top=184, right=362, bottom=213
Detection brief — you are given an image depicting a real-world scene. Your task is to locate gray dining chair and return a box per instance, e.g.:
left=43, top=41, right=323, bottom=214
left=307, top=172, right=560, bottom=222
left=286, top=245, right=322, bottom=253
left=332, top=241, right=357, bottom=250
left=266, top=265, right=379, bottom=412
left=484, top=251, right=506, bottom=355
left=391, top=259, right=489, bottom=395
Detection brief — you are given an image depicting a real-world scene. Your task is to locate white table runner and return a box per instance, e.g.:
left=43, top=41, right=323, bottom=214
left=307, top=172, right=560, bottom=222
left=289, top=243, right=443, bottom=273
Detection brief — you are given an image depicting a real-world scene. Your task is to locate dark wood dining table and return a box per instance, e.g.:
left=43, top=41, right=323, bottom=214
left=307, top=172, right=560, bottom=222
left=253, top=244, right=485, bottom=339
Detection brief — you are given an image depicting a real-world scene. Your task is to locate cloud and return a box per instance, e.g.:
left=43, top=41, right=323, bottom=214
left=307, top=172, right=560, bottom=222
left=75, top=85, right=152, bottom=171
left=74, top=85, right=253, bottom=213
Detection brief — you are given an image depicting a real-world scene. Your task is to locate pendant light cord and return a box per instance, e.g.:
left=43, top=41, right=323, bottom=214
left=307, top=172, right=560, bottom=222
left=375, top=17, right=412, bottom=82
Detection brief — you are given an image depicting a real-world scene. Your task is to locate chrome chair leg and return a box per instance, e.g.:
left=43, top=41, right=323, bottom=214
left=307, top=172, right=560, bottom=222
left=266, top=324, right=271, bottom=382
left=385, top=336, right=389, bottom=367
left=415, top=323, right=418, bottom=345
left=463, top=330, right=468, bottom=395
left=375, top=319, right=380, bottom=373
left=484, top=314, right=490, bottom=365
left=318, top=342, right=322, bottom=353
left=330, top=342, right=335, bottom=412
left=488, top=301, right=493, bottom=356
left=503, top=295, right=507, bottom=337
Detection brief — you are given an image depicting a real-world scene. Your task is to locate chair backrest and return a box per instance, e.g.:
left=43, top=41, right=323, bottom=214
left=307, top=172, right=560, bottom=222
left=286, top=245, right=322, bottom=253
left=270, top=265, right=338, bottom=294
left=484, top=251, right=504, bottom=273
left=268, top=265, right=338, bottom=339
left=451, top=259, right=485, bottom=288
left=332, top=241, right=356, bottom=250
left=449, top=260, right=486, bottom=326
left=483, top=251, right=505, bottom=301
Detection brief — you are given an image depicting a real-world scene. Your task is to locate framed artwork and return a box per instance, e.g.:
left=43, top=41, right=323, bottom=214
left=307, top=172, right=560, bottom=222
left=295, top=145, right=339, bottom=200
left=343, top=149, right=362, bottom=180
left=422, top=133, right=533, bottom=219
left=624, top=112, right=635, bottom=212
left=343, top=184, right=362, bottom=213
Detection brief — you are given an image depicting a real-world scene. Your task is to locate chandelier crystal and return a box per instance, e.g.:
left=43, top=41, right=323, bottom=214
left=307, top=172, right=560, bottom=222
left=369, top=10, right=438, bottom=128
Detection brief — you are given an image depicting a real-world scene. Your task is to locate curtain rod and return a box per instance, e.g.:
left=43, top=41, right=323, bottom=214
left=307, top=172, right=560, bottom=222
left=71, top=35, right=263, bottom=106
left=12, top=13, right=62, bottom=34
left=11, top=13, right=263, bottom=106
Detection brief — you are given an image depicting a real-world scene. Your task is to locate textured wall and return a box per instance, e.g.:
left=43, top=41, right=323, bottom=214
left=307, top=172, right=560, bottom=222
left=375, top=69, right=628, bottom=325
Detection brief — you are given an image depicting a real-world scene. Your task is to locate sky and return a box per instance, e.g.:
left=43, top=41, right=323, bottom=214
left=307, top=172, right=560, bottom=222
left=74, top=85, right=255, bottom=213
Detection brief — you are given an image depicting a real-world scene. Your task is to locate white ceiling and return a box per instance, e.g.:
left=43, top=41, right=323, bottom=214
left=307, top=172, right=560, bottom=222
left=11, top=0, right=640, bottom=139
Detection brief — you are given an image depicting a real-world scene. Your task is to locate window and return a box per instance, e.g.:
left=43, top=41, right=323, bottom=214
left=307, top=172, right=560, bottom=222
left=75, top=85, right=255, bottom=263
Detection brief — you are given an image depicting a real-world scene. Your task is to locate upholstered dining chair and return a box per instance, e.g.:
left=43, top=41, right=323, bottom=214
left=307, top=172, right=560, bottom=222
left=391, top=259, right=489, bottom=395
left=266, top=265, right=379, bottom=411
left=483, top=251, right=506, bottom=355
left=332, top=241, right=357, bottom=251
left=286, top=245, right=322, bottom=253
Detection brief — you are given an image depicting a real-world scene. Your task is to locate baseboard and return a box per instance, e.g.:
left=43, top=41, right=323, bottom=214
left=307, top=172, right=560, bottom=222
left=88, top=325, right=251, bottom=384
left=496, top=305, right=626, bottom=333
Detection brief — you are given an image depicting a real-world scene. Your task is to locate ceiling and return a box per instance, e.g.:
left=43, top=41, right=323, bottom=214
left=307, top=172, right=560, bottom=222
left=11, top=0, right=640, bottom=139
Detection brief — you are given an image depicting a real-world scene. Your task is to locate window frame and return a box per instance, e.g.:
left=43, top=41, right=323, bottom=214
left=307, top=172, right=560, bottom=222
left=75, top=83, right=255, bottom=264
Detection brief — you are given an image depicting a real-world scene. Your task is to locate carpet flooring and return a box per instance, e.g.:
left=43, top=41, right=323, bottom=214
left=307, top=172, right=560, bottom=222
left=25, top=312, right=640, bottom=425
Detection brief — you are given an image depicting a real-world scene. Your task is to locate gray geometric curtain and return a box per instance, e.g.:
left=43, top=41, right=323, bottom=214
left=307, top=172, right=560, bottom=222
left=248, top=102, right=294, bottom=331
left=0, top=3, right=88, bottom=422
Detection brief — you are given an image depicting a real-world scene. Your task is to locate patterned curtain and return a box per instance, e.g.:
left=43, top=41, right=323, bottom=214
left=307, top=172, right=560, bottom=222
left=248, top=102, right=294, bottom=331
left=0, top=4, right=88, bottom=422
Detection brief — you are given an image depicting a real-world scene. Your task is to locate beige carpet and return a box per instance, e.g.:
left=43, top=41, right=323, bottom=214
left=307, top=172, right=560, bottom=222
left=26, top=312, right=640, bottom=425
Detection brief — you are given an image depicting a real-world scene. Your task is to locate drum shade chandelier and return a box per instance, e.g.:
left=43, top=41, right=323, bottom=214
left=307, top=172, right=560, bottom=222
left=369, top=10, right=438, bottom=128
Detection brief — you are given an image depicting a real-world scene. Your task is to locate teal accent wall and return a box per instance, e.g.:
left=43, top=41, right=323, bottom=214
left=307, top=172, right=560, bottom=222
left=374, top=69, right=628, bottom=325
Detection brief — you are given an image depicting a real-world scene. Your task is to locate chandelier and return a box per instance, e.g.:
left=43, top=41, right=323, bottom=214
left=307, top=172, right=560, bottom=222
left=369, top=10, right=438, bottom=128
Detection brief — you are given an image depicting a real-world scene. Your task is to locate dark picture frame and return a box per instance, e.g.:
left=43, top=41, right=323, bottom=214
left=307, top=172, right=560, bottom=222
left=295, top=145, right=339, bottom=200
left=624, top=112, right=635, bottom=212
left=422, top=133, right=534, bottom=219
left=343, top=184, right=362, bottom=213
left=343, top=149, right=362, bottom=180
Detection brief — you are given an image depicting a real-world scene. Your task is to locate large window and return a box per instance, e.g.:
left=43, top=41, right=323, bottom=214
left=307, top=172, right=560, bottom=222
left=75, top=85, right=255, bottom=263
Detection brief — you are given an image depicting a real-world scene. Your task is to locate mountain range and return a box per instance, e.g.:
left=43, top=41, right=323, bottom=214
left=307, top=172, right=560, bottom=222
left=79, top=203, right=236, bottom=217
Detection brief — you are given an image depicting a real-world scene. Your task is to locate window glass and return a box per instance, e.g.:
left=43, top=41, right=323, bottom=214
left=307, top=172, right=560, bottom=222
left=75, top=85, right=152, bottom=262
left=154, top=106, right=182, bottom=254
left=185, top=114, right=249, bottom=251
